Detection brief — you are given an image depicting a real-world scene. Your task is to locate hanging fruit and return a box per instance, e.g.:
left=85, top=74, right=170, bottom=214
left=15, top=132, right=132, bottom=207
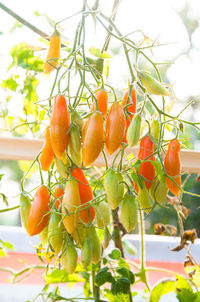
left=39, top=126, right=54, bottom=171
left=44, top=30, right=61, bottom=74
left=90, top=89, right=108, bottom=117
left=122, top=88, right=137, bottom=143
left=104, top=169, right=124, bottom=210
left=105, top=102, right=126, bottom=155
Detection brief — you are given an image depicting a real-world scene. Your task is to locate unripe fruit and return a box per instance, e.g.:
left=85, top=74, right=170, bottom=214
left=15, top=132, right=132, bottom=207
left=96, top=201, right=110, bottom=228
left=102, top=227, right=111, bottom=250
left=20, top=192, right=31, bottom=233
left=150, top=178, right=168, bottom=204
left=127, top=114, right=141, bottom=147
left=72, top=223, right=86, bottom=248
left=88, top=226, right=101, bottom=265
left=69, top=125, right=82, bottom=167
left=61, top=242, right=78, bottom=274
left=104, top=170, right=124, bottom=210
left=138, top=185, right=153, bottom=214
left=120, top=192, right=138, bottom=232
left=81, top=236, right=92, bottom=269
left=48, top=211, right=64, bottom=255
left=40, top=224, right=48, bottom=246
left=137, top=70, right=169, bottom=96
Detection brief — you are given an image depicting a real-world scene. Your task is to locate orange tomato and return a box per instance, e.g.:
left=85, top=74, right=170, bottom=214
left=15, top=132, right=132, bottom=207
left=164, top=139, right=181, bottom=196
left=62, top=179, right=80, bottom=234
left=39, top=127, right=54, bottom=171
left=72, top=168, right=95, bottom=224
left=122, top=88, right=137, bottom=143
left=134, top=136, right=155, bottom=192
left=90, top=89, right=108, bottom=117
left=105, top=102, right=126, bottom=155
left=82, top=111, right=104, bottom=166
left=50, top=95, right=70, bottom=158
left=44, top=31, right=61, bottom=74
left=28, top=185, right=50, bottom=236
left=54, top=185, right=65, bottom=209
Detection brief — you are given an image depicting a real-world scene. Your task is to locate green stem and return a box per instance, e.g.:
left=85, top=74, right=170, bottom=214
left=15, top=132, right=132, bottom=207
left=0, top=205, right=20, bottom=213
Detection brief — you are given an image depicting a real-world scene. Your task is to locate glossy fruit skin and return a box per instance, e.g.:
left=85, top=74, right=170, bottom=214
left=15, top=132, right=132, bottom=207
left=81, top=235, right=92, bottom=269
left=104, top=169, right=124, bottom=210
left=54, top=185, right=65, bottom=209
left=105, top=102, right=126, bottom=155
left=72, top=223, right=86, bottom=248
left=82, top=111, right=104, bottom=166
left=44, top=31, right=61, bottom=74
left=122, top=88, right=137, bottom=143
left=138, top=135, right=155, bottom=190
left=72, top=168, right=95, bottom=224
left=88, top=226, right=101, bottom=265
left=39, top=127, right=54, bottom=171
left=137, top=70, right=169, bottom=96
left=40, top=224, right=49, bottom=246
left=55, top=156, right=68, bottom=179
left=48, top=211, right=64, bottom=255
left=138, top=185, right=153, bottom=214
left=127, top=114, right=141, bottom=147
left=149, top=178, right=168, bottom=204
left=90, top=89, right=108, bottom=117
left=27, top=185, right=50, bottom=236
left=20, top=192, right=31, bottom=233
left=164, top=139, right=181, bottom=196
left=50, top=95, right=70, bottom=158
left=151, top=120, right=160, bottom=146
left=69, top=125, right=82, bottom=167
left=96, top=201, right=110, bottom=228
left=120, top=192, right=138, bottom=232
left=62, top=179, right=80, bottom=234
left=61, top=242, right=78, bottom=274
left=71, top=111, right=84, bottom=131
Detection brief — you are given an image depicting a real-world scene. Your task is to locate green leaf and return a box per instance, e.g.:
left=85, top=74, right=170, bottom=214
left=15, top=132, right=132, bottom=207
left=176, top=275, right=196, bottom=302
left=150, top=280, right=175, bottom=302
left=2, top=241, right=14, bottom=251
left=185, top=265, right=200, bottom=288
left=0, top=193, right=9, bottom=206
left=0, top=174, right=4, bottom=182
left=116, top=267, right=135, bottom=284
left=1, top=76, right=18, bottom=91
left=44, top=269, right=83, bottom=284
left=111, top=277, right=130, bottom=295
left=0, top=248, right=6, bottom=257
left=95, top=267, right=114, bottom=286
left=108, top=249, right=121, bottom=260
left=9, top=21, right=23, bottom=33
left=122, top=241, right=137, bottom=256
left=89, top=47, right=112, bottom=59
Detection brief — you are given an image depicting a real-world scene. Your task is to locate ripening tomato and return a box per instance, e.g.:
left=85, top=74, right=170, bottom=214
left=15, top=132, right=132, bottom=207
left=62, top=179, right=80, bottom=234
left=27, top=185, right=50, bottom=236
left=39, top=127, right=54, bottom=171
left=72, top=168, right=95, bottom=224
left=82, top=111, right=104, bottom=166
left=138, top=135, right=155, bottom=190
left=105, top=102, right=126, bottom=155
left=164, top=139, right=181, bottom=196
left=122, top=88, right=137, bottom=143
left=54, top=185, right=65, bottom=209
left=44, top=31, right=61, bottom=74
left=90, top=89, right=108, bottom=117
left=50, top=95, right=70, bottom=158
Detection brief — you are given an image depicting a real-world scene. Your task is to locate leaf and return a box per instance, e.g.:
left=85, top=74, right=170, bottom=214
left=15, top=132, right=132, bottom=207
left=0, top=174, right=4, bottom=182
left=95, top=267, right=114, bottom=286
left=89, top=47, right=112, bottom=59
left=2, top=241, right=14, bottom=251
left=0, top=248, right=6, bottom=257
left=108, top=249, right=121, bottom=260
left=0, top=193, right=9, bottom=206
left=116, top=267, right=135, bottom=284
left=150, top=279, right=175, bottom=302
left=176, top=275, right=196, bottom=302
left=1, top=76, right=18, bottom=91
left=122, top=240, right=137, bottom=256
left=9, top=21, right=23, bottom=33
left=111, top=277, right=130, bottom=295
left=185, top=265, right=200, bottom=288
left=44, top=269, right=83, bottom=284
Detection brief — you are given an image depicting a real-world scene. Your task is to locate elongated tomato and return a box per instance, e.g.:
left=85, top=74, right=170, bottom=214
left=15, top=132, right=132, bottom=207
left=50, top=95, right=70, bottom=158
left=72, top=168, right=95, bottom=224
left=90, top=89, right=108, bottom=117
left=122, top=88, right=137, bottom=143
left=82, top=111, right=104, bottom=166
left=105, top=102, right=126, bottom=155
left=39, top=127, right=54, bottom=171
left=28, top=185, right=50, bottom=236
left=54, top=185, right=65, bottom=209
left=44, top=31, right=61, bottom=74
left=164, top=139, right=181, bottom=196
left=62, top=179, right=80, bottom=234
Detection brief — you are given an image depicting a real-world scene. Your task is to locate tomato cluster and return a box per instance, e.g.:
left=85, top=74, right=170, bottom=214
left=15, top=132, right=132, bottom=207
left=20, top=35, right=182, bottom=274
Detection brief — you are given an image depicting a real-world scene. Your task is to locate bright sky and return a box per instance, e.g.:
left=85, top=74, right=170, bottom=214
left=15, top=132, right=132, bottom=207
left=0, top=0, right=200, bottom=224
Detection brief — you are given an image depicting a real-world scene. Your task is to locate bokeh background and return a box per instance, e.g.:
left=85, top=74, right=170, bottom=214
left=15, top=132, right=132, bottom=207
left=0, top=0, right=200, bottom=234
